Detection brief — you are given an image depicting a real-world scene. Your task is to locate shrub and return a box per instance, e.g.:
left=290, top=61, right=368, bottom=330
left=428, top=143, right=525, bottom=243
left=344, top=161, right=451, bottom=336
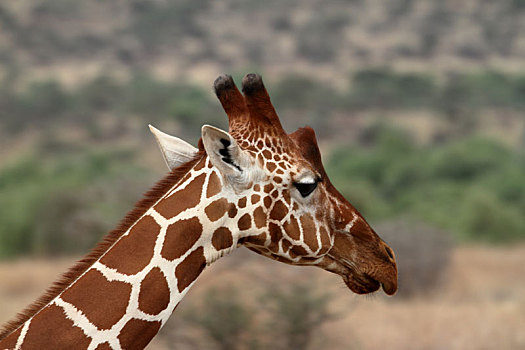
left=264, top=283, right=336, bottom=350
left=181, top=287, right=255, bottom=350
left=326, top=131, right=525, bottom=243
left=375, top=220, right=453, bottom=298
left=0, top=149, right=149, bottom=258
left=349, top=68, right=437, bottom=109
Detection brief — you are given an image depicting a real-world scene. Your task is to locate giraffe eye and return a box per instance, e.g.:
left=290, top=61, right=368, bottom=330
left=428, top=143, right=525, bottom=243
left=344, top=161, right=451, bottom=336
left=293, top=181, right=318, bottom=197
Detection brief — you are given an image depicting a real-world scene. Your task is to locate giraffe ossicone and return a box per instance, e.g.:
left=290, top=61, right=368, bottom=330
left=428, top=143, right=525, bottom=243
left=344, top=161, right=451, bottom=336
left=0, top=73, right=397, bottom=350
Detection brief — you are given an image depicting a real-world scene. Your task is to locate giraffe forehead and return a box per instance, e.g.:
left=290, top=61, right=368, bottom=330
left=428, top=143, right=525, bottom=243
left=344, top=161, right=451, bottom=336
left=238, top=136, right=311, bottom=177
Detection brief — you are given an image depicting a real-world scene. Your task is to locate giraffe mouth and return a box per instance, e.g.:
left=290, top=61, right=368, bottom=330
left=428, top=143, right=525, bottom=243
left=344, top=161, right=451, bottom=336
left=342, top=272, right=397, bottom=295
left=324, top=255, right=397, bottom=295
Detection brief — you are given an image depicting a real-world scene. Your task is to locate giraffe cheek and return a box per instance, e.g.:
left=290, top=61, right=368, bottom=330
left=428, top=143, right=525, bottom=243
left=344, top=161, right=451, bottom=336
left=318, top=226, right=332, bottom=255
left=212, top=227, right=234, bottom=250
left=300, top=214, right=319, bottom=253
left=283, top=215, right=301, bottom=241
left=253, top=206, right=267, bottom=229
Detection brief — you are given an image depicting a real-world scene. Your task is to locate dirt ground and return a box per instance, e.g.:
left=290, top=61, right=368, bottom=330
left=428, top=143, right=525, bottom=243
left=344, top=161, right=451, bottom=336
left=0, top=245, right=524, bottom=350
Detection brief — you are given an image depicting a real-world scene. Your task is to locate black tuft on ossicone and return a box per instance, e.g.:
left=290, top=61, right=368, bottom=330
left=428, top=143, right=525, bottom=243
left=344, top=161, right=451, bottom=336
left=213, top=75, right=236, bottom=97
left=241, top=73, right=265, bottom=95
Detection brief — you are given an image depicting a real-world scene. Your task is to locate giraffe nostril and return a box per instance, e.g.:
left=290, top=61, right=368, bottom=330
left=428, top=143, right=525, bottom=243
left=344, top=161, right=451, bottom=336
left=384, top=245, right=395, bottom=261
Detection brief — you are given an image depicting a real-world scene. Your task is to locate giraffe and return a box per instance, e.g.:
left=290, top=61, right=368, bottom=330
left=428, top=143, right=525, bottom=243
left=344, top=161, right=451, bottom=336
left=0, top=73, right=397, bottom=350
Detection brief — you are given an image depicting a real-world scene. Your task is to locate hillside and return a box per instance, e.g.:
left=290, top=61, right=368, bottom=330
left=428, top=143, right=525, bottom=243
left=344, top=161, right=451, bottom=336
left=2, top=0, right=525, bottom=86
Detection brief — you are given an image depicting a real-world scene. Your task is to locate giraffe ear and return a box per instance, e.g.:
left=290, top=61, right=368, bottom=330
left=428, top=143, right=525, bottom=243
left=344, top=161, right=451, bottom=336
left=201, top=125, right=251, bottom=177
left=149, top=125, right=199, bottom=170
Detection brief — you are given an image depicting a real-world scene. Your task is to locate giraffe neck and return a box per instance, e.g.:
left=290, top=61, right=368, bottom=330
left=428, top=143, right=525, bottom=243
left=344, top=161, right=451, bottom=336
left=0, top=156, right=241, bottom=350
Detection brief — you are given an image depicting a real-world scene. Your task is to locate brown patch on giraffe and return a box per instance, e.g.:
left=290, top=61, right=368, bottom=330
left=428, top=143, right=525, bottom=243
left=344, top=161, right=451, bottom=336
left=0, top=325, right=21, bottom=349
left=276, top=169, right=284, bottom=175
left=263, top=196, right=272, bottom=209
left=264, top=184, right=274, bottom=193
left=154, top=173, right=206, bottom=219
left=251, top=194, right=261, bottom=204
left=0, top=154, right=204, bottom=340
left=175, top=247, right=206, bottom=292
left=100, top=215, right=160, bottom=275
left=283, top=215, right=301, bottom=240
left=61, top=269, right=131, bottom=330
left=193, top=158, right=206, bottom=171
left=257, top=140, right=264, bottom=149
left=22, top=305, right=91, bottom=349
left=257, top=154, right=264, bottom=166
left=270, top=200, right=287, bottom=221
left=138, top=267, right=170, bottom=315
left=206, top=172, right=222, bottom=198
left=95, top=343, right=113, bottom=350
left=205, top=198, right=229, bottom=222
left=274, top=176, right=283, bottom=183
left=267, top=162, right=277, bottom=172
left=238, top=213, right=252, bottom=231
left=212, top=227, right=234, bottom=250
left=247, top=232, right=268, bottom=246
left=269, top=223, right=284, bottom=243
left=271, top=190, right=279, bottom=199
left=282, top=191, right=291, bottom=205
left=291, top=245, right=308, bottom=256
left=253, top=206, right=267, bottom=228
left=274, top=154, right=281, bottom=161
left=301, top=214, right=319, bottom=252
left=318, top=226, right=331, bottom=254
left=254, top=184, right=261, bottom=192
left=162, top=217, right=203, bottom=261
left=238, top=197, right=247, bottom=208
left=282, top=238, right=292, bottom=252
left=118, top=319, right=161, bottom=350
left=262, top=150, right=272, bottom=159
left=228, top=205, right=238, bottom=218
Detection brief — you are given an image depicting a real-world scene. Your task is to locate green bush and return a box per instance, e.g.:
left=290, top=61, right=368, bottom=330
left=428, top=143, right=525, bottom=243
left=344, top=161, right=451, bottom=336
left=326, top=129, right=525, bottom=243
left=348, top=68, right=437, bottom=109
left=181, top=287, right=255, bottom=350
left=264, top=283, right=335, bottom=350
left=0, top=149, right=149, bottom=258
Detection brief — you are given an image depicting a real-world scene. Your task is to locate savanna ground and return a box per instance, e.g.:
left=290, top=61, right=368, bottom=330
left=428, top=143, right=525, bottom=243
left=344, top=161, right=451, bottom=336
left=1, top=245, right=524, bottom=350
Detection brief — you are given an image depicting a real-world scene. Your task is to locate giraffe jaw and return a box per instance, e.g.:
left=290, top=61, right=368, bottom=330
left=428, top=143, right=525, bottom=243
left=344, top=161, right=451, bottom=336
left=322, top=255, right=397, bottom=296
left=342, top=272, right=396, bottom=296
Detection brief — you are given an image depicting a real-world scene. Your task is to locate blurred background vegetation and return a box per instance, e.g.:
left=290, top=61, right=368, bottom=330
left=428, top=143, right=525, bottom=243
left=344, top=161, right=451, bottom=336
left=0, top=0, right=524, bottom=349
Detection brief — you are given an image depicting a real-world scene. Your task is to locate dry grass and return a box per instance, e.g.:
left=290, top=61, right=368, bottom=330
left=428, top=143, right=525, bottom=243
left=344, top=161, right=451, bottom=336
left=1, top=245, right=524, bottom=349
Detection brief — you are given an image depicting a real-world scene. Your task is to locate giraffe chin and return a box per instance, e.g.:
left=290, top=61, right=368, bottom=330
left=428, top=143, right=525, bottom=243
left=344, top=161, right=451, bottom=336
left=342, top=274, right=380, bottom=295
left=342, top=273, right=397, bottom=296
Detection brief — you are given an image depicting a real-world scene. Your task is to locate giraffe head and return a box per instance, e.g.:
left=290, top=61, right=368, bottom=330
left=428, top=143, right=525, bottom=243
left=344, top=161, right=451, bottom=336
left=153, top=74, right=397, bottom=295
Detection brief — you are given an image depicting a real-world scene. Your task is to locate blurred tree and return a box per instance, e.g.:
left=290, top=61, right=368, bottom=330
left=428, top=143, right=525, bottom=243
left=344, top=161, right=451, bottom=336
left=376, top=220, right=452, bottom=298
left=182, top=287, right=256, bottom=350
left=264, top=283, right=336, bottom=350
